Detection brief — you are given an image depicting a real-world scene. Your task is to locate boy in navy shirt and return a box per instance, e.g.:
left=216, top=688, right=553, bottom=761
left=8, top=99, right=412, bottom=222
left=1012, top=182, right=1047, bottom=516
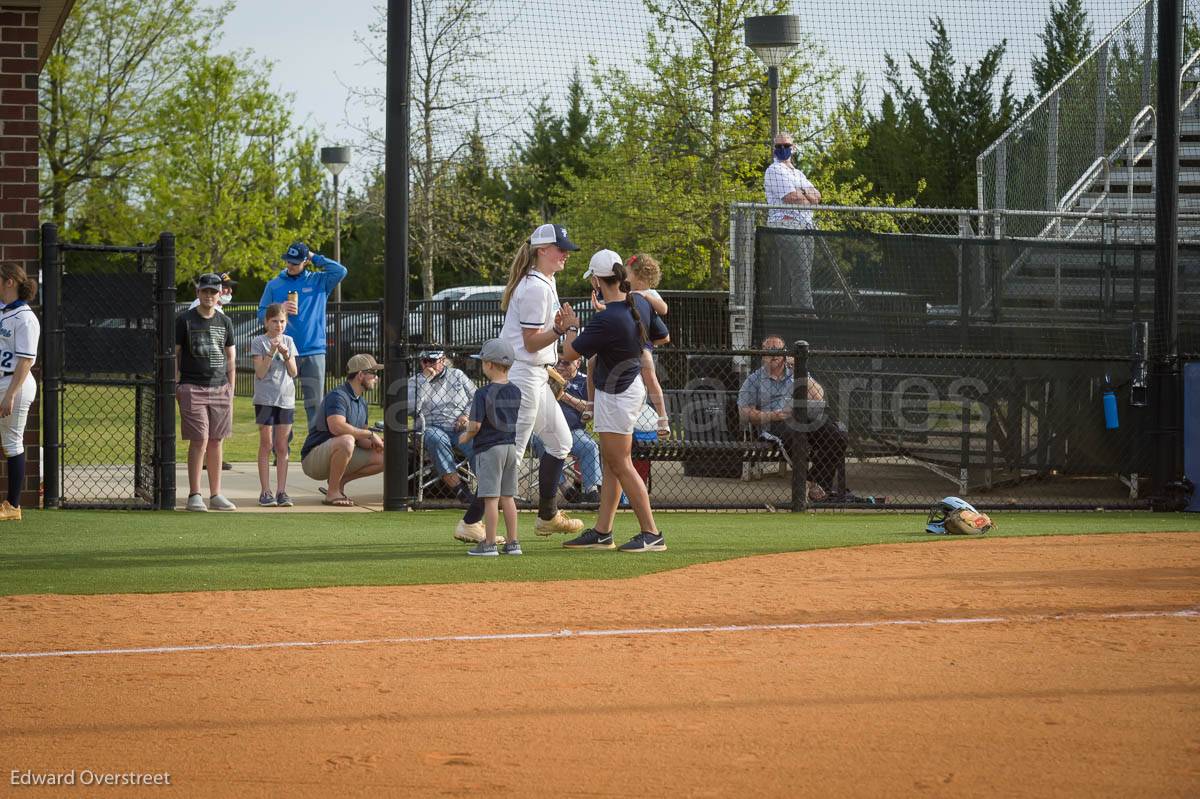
left=460, top=339, right=523, bottom=556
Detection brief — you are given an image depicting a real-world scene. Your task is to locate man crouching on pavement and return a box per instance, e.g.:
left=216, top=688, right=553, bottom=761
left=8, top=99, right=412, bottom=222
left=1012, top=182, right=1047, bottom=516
left=300, top=354, right=385, bottom=506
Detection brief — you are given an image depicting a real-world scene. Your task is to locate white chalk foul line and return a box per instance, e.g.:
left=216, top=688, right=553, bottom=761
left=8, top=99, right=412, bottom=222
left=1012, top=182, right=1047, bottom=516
left=1, top=607, right=1196, bottom=661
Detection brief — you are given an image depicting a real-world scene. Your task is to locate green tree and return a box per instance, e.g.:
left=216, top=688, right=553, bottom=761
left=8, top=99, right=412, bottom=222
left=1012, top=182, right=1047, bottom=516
left=1032, top=0, right=1093, bottom=95
left=39, top=0, right=230, bottom=231
left=561, top=0, right=860, bottom=291
left=350, top=0, right=503, bottom=300
left=862, top=17, right=1018, bottom=210
left=337, top=179, right=387, bottom=301
left=130, top=52, right=327, bottom=283
left=509, top=69, right=596, bottom=224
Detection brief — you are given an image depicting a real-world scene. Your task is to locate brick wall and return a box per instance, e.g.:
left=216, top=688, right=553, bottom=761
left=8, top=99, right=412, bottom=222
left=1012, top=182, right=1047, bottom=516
left=0, top=5, right=39, bottom=508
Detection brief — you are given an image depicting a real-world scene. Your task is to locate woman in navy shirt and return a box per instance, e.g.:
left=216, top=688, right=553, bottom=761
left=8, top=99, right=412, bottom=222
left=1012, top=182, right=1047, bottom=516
left=558, top=250, right=669, bottom=553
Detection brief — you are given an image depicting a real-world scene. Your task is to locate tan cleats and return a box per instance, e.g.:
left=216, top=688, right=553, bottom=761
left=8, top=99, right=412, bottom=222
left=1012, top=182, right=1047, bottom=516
left=453, top=519, right=504, bottom=545
left=534, top=510, right=584, bottom=537
left=0, top=500, right=21, bottom=521
left=454, top=520, right=484, bottom=543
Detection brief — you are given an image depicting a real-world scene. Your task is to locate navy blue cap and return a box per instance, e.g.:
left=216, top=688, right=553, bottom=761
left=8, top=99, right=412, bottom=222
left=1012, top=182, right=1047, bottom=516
left=283, top=242, right=310, bottom=264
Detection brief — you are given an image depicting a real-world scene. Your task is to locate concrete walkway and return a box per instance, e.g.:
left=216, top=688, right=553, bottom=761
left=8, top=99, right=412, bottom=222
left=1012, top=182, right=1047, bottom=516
left=175, top=462, right=385, bottom=512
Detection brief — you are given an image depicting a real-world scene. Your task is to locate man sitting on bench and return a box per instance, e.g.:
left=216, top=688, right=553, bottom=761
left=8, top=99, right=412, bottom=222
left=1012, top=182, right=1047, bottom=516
left=737, top=334, right=847, bottom=501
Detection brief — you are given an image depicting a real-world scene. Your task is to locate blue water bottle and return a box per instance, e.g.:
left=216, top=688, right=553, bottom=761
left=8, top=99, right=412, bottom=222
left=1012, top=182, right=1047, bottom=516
left=1102, top=375, right=1119, bottom=430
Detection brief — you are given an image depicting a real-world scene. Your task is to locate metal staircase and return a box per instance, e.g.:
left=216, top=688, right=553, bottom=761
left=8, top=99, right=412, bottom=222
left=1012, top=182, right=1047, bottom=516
left=975, top=0, right=1200, bottom=318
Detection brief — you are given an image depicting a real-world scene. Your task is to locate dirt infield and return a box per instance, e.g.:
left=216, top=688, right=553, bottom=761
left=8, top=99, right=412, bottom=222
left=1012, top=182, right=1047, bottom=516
left=2, top=533, right=1198, bottom=797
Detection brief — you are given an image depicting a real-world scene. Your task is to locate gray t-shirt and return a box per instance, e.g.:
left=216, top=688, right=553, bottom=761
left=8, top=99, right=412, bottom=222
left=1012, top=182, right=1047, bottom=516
left=251, top=333, right=298, bottom=408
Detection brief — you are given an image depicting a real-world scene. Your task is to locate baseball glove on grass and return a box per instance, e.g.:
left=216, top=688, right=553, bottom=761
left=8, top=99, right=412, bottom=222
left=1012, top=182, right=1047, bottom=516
left=545, top=366, right=567, bottom=400
left=945, top=508, right=995, bottom=535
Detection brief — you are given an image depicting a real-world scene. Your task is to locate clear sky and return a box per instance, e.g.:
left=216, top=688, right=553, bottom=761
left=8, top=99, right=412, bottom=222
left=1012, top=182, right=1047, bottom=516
left=212, top=0, right=1163, bottom=194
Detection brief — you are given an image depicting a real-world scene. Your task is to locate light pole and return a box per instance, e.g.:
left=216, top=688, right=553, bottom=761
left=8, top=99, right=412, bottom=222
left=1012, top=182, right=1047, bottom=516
left=320, top=145, right=352, bottom=303
left=744, top=15, right=803, bottom=142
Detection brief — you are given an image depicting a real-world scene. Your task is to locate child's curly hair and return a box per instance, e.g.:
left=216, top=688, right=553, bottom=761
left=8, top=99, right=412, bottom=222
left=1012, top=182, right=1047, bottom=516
left=625, top=253, right=661, bottom=289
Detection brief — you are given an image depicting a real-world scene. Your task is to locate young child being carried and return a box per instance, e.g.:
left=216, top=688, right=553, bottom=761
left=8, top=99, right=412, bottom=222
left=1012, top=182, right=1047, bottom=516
left=460, top=339, right=523, bottom=556
left=252, top=303, right=299, bottom=507
left=590, top=253, right=671, bottom=438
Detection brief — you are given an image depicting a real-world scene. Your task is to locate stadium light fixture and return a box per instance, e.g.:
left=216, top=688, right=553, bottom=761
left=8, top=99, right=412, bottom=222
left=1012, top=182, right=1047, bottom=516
left=744, top=14, right=803, bottom=140
left=320, top=146, right=352, bottom=302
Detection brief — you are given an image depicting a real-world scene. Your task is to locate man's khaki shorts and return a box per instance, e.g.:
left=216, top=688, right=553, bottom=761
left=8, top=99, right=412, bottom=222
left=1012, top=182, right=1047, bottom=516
left=301, top=437, right=375, bottom=481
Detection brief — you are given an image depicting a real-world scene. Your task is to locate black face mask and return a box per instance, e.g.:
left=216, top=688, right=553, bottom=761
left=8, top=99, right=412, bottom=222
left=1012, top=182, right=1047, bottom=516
left=774, top=144, right=793, bottom=161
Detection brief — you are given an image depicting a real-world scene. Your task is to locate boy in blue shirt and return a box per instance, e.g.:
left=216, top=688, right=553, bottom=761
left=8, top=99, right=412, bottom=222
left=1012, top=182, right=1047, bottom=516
left=460, top=339, right=523, bottom=556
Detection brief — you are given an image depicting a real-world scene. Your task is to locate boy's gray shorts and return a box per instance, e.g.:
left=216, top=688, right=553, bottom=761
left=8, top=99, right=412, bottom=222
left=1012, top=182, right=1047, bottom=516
left=474, top=443, right=519, bottom=498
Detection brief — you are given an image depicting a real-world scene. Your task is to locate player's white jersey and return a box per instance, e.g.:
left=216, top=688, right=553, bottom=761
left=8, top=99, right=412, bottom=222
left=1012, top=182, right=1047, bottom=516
left=500, top=270, right=559, bottom=366
left=0, top=301, right=39, bottom=373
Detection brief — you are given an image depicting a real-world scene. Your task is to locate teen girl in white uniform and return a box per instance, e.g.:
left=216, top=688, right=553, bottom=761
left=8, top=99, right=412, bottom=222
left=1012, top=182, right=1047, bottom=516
left=0, top=262, right=40, bottom=521
left=453, top=223, right=584, bottom=542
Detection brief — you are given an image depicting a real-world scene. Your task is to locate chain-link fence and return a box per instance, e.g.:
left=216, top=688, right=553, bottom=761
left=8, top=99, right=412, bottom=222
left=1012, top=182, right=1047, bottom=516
left=42, top=225, right=176, bottom=510
left=219, top=292, right=730, bottom=404
left=391, top=342, right=1148, bottom=511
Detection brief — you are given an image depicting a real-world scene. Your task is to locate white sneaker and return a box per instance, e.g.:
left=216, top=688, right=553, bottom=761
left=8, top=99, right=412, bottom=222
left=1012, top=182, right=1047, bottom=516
left=186, top=493, right=207, bottom=512
left=209, top=494, right=237, bottom=511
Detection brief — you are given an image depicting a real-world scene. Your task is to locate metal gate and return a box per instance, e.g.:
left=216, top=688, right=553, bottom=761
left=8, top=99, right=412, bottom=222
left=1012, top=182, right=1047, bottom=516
left=41, top=224, right=176, bottom=509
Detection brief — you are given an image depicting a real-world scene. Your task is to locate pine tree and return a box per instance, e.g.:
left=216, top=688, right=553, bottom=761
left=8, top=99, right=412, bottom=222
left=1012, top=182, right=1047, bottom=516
left=861, top=17, right=1018, bottom=210
left=1032, top=0, right=1094, bottom=96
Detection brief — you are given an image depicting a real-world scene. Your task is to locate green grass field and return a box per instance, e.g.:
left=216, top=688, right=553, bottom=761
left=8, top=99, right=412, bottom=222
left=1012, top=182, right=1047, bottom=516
left=2, top=510, right=1196, bottom=596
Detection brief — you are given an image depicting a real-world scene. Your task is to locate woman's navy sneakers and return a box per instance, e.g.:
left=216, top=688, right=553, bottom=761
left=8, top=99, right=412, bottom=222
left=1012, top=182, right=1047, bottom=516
left=562, top=529, right=616, bottom=550
left=618, top=532, right=666, bottom=552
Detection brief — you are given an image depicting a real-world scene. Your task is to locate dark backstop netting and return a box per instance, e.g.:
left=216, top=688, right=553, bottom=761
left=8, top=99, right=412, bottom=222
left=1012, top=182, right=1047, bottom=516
left=400, top=344, right=1148, bottom=511
left=803, top=350, right=1149, bottom=509
left=753, top=227, right=1200, bottom=357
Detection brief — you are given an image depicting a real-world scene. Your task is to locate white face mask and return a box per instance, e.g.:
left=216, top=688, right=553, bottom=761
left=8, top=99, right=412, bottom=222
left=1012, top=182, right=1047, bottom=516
left=218, top=290, right=233, bottom=305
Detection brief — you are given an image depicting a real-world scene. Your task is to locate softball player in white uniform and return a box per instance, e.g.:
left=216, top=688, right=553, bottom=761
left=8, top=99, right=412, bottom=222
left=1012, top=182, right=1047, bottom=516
left=453, top=223, right=584, bottom=542
left=0, top=263, right=40, bottom=521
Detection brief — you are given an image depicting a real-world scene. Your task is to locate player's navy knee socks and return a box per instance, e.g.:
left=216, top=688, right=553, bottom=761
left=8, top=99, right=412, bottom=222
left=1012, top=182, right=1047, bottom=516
left=454, top=482, right=473, bottom=502
left=7, top=453, right=24, bottom=507
left=462, top=497, right=484, bottom=525
left=537, top=455, right=565, bottom=520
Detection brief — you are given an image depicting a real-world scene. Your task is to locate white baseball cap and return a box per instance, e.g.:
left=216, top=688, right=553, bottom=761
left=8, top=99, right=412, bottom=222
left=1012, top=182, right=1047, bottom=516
left=584, top=249, right=622, bottom=279
left=529, top=223, right=579, bottom=251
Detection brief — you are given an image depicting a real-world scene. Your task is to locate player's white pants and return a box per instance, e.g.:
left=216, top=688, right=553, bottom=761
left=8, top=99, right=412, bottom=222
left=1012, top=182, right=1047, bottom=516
left=0, top=373, right=36, bottom=457
left=508, top=361, right=571, bottom=460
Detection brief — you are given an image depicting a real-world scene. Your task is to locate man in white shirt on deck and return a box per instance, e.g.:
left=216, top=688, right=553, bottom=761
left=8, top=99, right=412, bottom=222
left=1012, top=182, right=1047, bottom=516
left=763, top=132, right=821, bottom=313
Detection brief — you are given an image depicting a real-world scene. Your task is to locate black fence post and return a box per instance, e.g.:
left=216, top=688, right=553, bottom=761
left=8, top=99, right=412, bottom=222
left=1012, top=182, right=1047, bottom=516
left=334, top=298, right=344, bottom=390
left=791, top=340, right=810, bottom=512
left=40, top=223, right=60, bottom=508
left=155, top=233, right=176, bottom=510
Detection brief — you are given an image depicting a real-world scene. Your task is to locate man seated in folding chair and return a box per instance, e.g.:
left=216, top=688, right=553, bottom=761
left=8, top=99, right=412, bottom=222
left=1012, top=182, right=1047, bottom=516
left=737, top=334, right=848, bottom=501
left=530, top=355, right=601, bottom=503
left=407, top=349, right=478, bottom=504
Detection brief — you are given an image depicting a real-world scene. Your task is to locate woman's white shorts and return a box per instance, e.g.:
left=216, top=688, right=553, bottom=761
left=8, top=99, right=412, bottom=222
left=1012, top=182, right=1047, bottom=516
left=593, top=376, right=646, bottom=435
